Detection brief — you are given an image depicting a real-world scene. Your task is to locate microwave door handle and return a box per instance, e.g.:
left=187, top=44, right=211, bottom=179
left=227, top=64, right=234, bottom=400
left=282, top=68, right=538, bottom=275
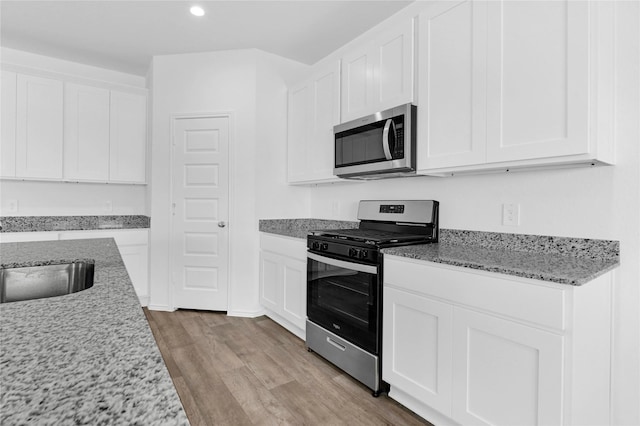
left=382, top=119, right=395, bottom=160
left=308, top=252, right=377, bottom=275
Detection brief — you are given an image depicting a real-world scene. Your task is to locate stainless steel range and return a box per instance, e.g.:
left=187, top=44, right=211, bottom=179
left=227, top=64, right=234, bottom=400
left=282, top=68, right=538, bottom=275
left=306, top=200, right=439, bottom=396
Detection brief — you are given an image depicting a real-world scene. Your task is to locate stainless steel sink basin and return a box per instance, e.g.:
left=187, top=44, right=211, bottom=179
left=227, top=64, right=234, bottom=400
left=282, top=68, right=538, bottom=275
left=0, top=261, right=94, bottom=303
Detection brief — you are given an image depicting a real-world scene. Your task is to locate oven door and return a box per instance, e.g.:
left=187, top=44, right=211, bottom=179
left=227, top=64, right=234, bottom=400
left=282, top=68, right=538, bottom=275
left=307, top=251, right=379, bottom=354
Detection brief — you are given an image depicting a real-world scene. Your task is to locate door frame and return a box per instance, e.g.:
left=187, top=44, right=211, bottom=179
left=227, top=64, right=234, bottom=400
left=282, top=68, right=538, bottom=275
left=168, top=111, right=235, bottom=311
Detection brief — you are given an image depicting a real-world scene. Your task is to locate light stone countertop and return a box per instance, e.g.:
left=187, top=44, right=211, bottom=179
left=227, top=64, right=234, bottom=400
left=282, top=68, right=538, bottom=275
left=259, top=219, right=620, bottom=286
left=0, top=238, right=188, bottom=425
left=259, top=218, right=358, bottom=239
left=0, top=215, right=150, bottom=233
left=382, top=242, right=619, bottom=286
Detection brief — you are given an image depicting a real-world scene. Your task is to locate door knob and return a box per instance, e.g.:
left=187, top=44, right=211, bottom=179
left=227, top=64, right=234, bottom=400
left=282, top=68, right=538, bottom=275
left=218, top=221, right=226, bottom=228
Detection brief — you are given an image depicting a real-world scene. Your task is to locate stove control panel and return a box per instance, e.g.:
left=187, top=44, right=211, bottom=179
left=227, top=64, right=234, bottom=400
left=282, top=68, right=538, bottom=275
left=308, top=239, right=377, bottom=263
left=348, top=248, right=369, bottom=259
left=379, top=204, right=404, bottom=214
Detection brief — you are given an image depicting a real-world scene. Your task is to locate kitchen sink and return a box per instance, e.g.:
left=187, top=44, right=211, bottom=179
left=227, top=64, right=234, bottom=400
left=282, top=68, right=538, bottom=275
left=0, top=261, right=94, bottom=303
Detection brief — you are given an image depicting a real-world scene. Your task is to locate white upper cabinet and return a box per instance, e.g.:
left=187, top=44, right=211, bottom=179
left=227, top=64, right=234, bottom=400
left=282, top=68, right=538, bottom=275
left=417, top=0, right=615, bottom=175
left=109, top=91, right=147, bottom=183
left=1, top=70, right=17, bottom=178
left=341, top=18, right=415, bottom=122
left=287, top=60, right=341, bottom=184
left=15, top=74, right=64, bottom=179
left=485, top=1, right=589, bottom=162
left=287, top=83, right=311, bottom=183
left=64, top=83, right=110, bottom=181
left=417, top=0, right=487, bottom=169
left=1, top=69, right=147, bottom=184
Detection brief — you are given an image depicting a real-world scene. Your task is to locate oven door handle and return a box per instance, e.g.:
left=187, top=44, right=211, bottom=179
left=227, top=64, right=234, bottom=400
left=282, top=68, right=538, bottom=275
left=308, top=252, right=377, bottom=275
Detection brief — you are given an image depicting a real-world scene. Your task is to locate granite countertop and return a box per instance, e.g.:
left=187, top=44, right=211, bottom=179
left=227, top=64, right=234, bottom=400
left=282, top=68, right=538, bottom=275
left=259, top=219, right=620, bottom=286
left=259, top=218, right=358, bottom=239
left=0, top=215, right=150, bottom=233
left=0, top=239, right=188, bottom=425
left=383, top=242, right=619, bottom=286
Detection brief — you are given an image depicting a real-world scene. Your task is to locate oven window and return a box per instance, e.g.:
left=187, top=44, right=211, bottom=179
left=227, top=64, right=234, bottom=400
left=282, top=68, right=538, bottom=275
left=316, top=268, right=371, bottom=325
left=307, top=255, right=379, bottom=353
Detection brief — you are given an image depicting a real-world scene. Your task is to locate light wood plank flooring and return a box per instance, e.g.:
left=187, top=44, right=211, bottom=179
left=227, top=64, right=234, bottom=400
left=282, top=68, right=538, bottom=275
left=143, top=308, right=432, bottom=426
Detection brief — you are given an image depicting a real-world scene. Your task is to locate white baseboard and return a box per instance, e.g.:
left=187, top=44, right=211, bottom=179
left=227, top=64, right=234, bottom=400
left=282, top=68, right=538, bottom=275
left=388, top=387, right=458, bottom=426
left=146, top=304, right=176, bottom=312
left=226, top=308, right=265, bottom=318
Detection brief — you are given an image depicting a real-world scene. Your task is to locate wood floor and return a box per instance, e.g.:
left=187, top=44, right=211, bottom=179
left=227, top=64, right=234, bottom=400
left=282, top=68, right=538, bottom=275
left=143, top=308, right=432, bottom=426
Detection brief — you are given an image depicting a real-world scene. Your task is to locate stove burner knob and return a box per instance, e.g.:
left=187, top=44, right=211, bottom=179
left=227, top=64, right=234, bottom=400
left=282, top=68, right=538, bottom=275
left=359, top=250, right=368, bottom=259
left=348, top=248, right=358, bottom=258
left=321, top=243, right=329, bottom=251
left=312, top=242, right=320, bottom=250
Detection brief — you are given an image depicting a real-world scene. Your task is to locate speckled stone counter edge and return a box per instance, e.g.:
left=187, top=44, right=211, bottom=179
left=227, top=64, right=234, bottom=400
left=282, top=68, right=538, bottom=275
left=259, top=218, right=359, bottom=239
left=0, top=215, right=150, bottom=232
left=440, top=228, right=619, bottom=261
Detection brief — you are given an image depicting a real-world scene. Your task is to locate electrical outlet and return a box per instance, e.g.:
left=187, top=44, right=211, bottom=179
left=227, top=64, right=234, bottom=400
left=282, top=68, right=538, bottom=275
left=502, top=203, right=520, bottom=226
left=105, top=200, right=113, bottom=213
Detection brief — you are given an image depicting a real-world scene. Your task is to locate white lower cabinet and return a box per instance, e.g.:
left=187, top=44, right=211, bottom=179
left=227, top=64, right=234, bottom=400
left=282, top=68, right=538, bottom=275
left=259, top=233, right=307, bottom=339
left=59, top=229, right=149, bottom=305
left=0, top=229, right=149, bottom=306
left=451, top=307, right=563, bottom=426
left=383, top=287, right=453, bottom=417
left=383, top=255, right=613, bottom=426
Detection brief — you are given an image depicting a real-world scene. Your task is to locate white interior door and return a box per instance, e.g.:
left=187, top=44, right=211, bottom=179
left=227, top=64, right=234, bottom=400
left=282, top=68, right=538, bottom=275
left=171, top=115, right=229, bottom=311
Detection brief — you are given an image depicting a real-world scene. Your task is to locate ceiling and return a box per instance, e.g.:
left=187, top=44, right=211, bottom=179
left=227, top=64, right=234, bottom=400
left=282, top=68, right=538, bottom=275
left=0, top=1, right=413, bottom=76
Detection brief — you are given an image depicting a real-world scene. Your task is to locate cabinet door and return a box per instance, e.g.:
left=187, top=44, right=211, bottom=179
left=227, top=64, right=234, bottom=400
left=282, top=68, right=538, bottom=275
left=486, top=0, right=589, bottom=162
left=58, top=230, right=149, bottom=301
left=452, top=307, right=563, bottom=426
left=372, top=18, right=415, bottom=113
left=308, top=61, right=340, bottom=181
left=15, top=74, right=63, bottom=179
left=64, top=83, right=110, bottom=181
left=1, top=70, right=17, bottom=178
left=118, top=244, right=149, bottom=301
left=383, top=286, right=453, bottom=416
left=280, top=256, right=307, bottom=330
left=109, top=91, right=146, bottom=183
left=341, top=43, right=373, bottom=122
left=259, top=250, right=281, bottom=313
left=288, top=61, right=340, bottom=184
left=417, top=1, right=487, bottom=170
left=342, top=19, right=415, bottom=123
left=287, top=83, right=311, bottom=183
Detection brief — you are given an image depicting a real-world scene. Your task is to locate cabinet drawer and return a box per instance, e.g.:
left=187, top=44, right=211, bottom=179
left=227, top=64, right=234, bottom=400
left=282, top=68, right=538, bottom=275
left=259, top=233, right=307, bottom=260
left=384, top=256, right=566, bottom=331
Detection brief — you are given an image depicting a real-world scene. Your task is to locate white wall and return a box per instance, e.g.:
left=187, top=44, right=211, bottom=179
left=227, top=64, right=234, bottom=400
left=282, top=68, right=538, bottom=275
left=148, top=49, right=307, bottom=315
left=0, top=180, right=146, bottom=216
left=0, top=48, right=148, bottom=216
left=308, top=3, right=640, bottom=424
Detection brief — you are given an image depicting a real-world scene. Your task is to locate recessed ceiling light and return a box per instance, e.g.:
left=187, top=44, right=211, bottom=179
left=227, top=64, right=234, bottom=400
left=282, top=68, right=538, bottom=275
left=190, top=6, right=205, bottom=17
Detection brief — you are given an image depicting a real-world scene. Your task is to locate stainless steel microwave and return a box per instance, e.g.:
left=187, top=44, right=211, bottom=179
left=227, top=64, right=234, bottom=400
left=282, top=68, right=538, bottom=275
left=333, top=103, right=416, bottom=180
